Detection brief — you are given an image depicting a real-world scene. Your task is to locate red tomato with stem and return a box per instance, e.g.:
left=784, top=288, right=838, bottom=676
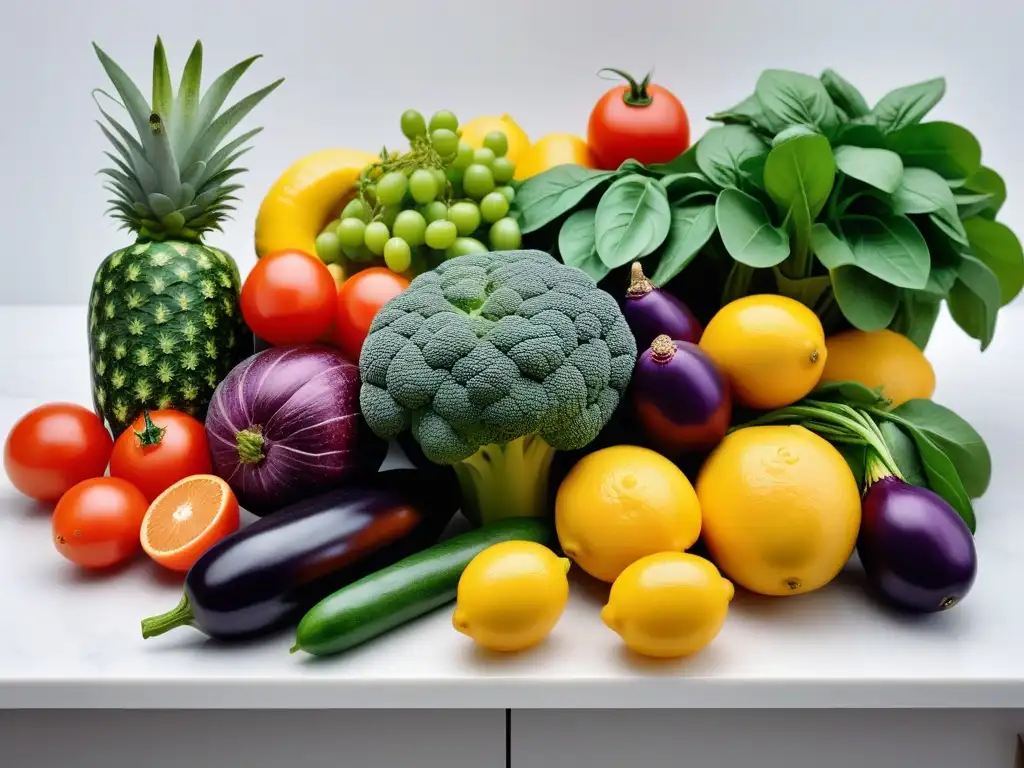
left=4, top=402, right=113, bottom=503
left=241, top=249, right=336, bottom=346
left=335, top=267, right=410, bottom=362
left=587, top=68, right=690, bottom=171
left=109, top=409, right=213, bottom=502
left=52, top=477, right=149, bottom=569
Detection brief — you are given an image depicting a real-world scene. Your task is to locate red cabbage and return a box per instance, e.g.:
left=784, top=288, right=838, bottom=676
left=205, top=345, right=387, bottom=516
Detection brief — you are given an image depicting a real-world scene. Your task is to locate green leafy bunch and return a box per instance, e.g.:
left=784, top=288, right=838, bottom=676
left=514, top=68, right=1023, bottom=350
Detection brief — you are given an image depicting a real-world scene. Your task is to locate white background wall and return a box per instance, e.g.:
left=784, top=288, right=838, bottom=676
left=1, top=0, right=1023, bottom=305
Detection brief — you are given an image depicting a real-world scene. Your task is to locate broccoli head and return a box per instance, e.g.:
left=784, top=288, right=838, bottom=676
left=359, top=249, right=637, bottom=526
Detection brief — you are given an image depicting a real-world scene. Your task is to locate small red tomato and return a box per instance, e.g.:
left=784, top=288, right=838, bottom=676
left=335, top=267, right=410, bottom=362
left=52, top=477, right=149, bottom=569
left=587, top=68, right=691, bottom=171
left=109, top=409, right=212, bottom=502
left=4, top=403, right=113, bottom=503
left=241, top=249, right=336, bottom=346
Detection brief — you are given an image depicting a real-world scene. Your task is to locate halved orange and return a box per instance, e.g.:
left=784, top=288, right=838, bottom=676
left=141, top=474, right=240, bottom=572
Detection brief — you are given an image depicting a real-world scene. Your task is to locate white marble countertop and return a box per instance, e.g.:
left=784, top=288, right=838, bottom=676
left=1, top=304, right=1022, bottom=709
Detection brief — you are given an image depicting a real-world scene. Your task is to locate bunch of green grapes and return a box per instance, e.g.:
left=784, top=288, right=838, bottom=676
left=313, top=109, right=522, bottom=276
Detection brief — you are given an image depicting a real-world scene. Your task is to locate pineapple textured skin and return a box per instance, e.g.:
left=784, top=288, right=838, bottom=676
left=88, top=240, right=249, bottom=436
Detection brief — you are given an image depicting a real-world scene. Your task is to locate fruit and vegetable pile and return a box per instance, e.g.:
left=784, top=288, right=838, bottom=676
left=2, top=39, right=1017, bottom=662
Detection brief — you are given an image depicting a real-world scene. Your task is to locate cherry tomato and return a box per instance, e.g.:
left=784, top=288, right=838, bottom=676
left=335, top=268, right=410, bottom=362
left=4, top=403, right=113, bottom=503
left=586, top=68, right=691, bottom=171
left=109, top=409, right=212, bottom=502
left=240, top=249, right=336, bottom=346
left=52, top=477, right=148, bottom=569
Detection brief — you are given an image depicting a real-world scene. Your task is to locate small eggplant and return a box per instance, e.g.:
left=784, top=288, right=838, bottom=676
left=631, top=334, right=732, bottom=456
left=622, top=262, right=702, bottom=352
left=857, top=475, right=977, bottom=613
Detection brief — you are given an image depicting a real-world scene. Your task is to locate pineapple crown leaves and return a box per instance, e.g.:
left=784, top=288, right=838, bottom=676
left=92, top=37, right=283, bottom=242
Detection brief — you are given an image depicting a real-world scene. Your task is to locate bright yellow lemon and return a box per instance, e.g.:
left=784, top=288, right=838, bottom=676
left=459, top=114, right=531, bottom=166
left=514, top=133, right=596, bottom=181
left=822, top=329, right=935, bottom=407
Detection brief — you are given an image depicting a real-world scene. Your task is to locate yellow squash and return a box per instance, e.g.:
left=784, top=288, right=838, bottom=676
left=254, top=148, right=377, bottom=271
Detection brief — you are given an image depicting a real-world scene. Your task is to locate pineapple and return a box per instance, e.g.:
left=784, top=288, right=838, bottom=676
left=87, top=38, right=282, bottom=436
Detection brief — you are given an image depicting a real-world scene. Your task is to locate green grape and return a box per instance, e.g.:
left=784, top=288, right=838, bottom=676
left=343, top=198, right=370, bottom=221
left=450, top=142, right=474, bottom=171
left=491, top=157, right=515, bottom=184
left=337, top=218, right=367, bottom=248
left=473, top=147, right=496, bottom=167
left=326, top=217, right=343, bottom=233
left=462, top=164, right=496, bottom=199
left=315, top=231, right=342, bottom=264
left=408, top=169, right=439, bottom=204
left=362, top=184, right=378, bottom=206
left=431, top=168, right=448, bottom=193
left=364, top=221, right=391, bottom=255
left=428, top=110, right=459, bottom=133
left=448, top=201, right=482, bottom=236
left=424, top=219, right=458, bottom=250
left=376, top=172, right=408, bottom=206
left=383, top=237, right=413, bottom=273
left=393, top=209, right=427, bottom=247
left=431, top=129, right=459, bottom=158
left=483, top=131, right=509, bottom=157
left=489, top=217, right=522, bottom=250
left=422, top=201, right=449, bottom=223
left=446, top=237, right=489, bottom=259
left=480, top=191, right=510, bottom=223
left=401, top=109, right=427, bottom=140
left=496, top=185, right=515, bottom=204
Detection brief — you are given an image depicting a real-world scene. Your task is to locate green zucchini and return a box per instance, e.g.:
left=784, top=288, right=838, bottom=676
left=290, top=517, right=553, bottom=657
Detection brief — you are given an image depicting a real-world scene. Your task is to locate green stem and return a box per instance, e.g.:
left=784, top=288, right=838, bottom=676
left=236, top=427, right=265, bottom=465
left=141, top=594, right=194, bottom=639
left=826, top=173, right=845, bottom=223
left=134, top=409, right=166, bottom=447
left=598, top=68, right=654, bottom=107
left=865, top=451, right=893, bottom=486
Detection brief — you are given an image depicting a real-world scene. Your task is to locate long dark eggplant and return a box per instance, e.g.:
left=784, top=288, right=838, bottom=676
left=140, top=468, right=460, bottom=641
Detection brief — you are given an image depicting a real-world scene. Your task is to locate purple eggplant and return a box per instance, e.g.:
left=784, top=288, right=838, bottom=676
left=622, top=261, right=702, bottom=352
left=139, top=468, right=460, bottom=641
left=630, top=334, right=732, bottom=456
left=857, top=476, right=977, bottom=613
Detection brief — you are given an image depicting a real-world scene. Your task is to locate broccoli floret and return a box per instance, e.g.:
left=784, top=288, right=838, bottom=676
left=359, top=249, right=637, bottom=526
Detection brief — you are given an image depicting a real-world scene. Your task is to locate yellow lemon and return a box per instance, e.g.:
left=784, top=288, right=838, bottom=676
left=602, top=552, right=734, bottom=659
left=452, top=541, right=570, bottom=652
left=822, top=329, right=935, bottom=407
left=555, top=445, right=702, bottom=584
left=696, top=425, right=861, bottom=596
left=699, top=294, right=827, bottom=410
left=514, top=133, right=597, bottom=181
left=459, top=114, right=531, bottom=166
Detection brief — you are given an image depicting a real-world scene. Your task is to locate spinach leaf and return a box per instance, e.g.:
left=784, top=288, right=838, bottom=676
left=616, top=159, right=663, bottom=178
left=810, top=222, right=855, bottom=269
left=907, top=430, right=977, bottom=532
left=648, top=144, right=700, bottom=175
left=891, top=399, right=992, bottom=499
left=887, top=121, right=982, bottom=180
left=820, top=69, right=870, bottom=119
left=879, top=420, right=926, bottom=488
left=833, top=145, right=904, bottom=194
left=650, top=204, right=717, bottom=286
left=962, top=217, right=1024, bottom=306
left=763, top=133, right=835, bottom=262
left=707, top=93, right=770, bottom=132
left=515, top=165, right=617, bottom=234
left=929, top=202, right=970, bottom=248
left=834, top=124, right=887, bottom=149
left=893, top=293, right=942, bottom=350
left=811, top=379, right=891, bottom=408
left=659, top=172, right=717, bottom=203
left=955, top=191, right=995, bottom=219
left=831, top=265, right=900, bottom=331
left=696, top=125, right=767, bottom=189
left=837, top=443, right=867, bottom=488
left=870, top=78, right=946, bottom=133
left=958, top=166, right=1006, bottom=220
left=714, top=188, right=790, bottom=268
left=755, top=69, right=841, bottom=135
left=772, top=124, right=820, bottom=146
left=594, top=174, right=672, bottom=268
left=558, top=209, right=608, bottom=283
left=947, top=253, right=1001, bottom=350
left=840, top=214, right=930, bottom=289
left=773, top=270, right=832, bottom=308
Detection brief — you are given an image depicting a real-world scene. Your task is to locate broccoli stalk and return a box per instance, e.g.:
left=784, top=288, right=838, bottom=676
left=452, top=434, right=557, bottom=526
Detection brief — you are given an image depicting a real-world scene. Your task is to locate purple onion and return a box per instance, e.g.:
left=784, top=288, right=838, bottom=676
left=622, top=261, right=702, bottom=352
left=205, top=345, right=388, bottom=516
left=857, top=476, right=977, bottom=613
left=630, top=335, right=731, bottom=456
